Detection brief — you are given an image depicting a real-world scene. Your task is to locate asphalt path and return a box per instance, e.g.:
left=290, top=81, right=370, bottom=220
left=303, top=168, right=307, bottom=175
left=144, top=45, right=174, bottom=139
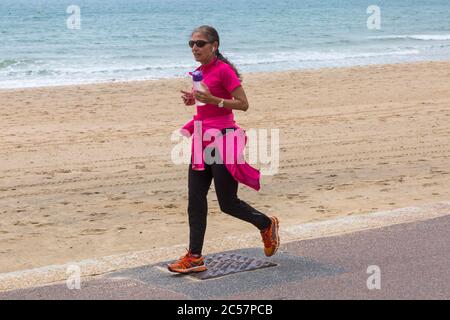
left=1, top=215, right=449, bottom=300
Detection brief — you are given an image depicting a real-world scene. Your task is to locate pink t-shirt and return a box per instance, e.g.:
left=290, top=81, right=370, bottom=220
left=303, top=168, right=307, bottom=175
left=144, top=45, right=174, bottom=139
left=193, top=57, right=242, bottom=120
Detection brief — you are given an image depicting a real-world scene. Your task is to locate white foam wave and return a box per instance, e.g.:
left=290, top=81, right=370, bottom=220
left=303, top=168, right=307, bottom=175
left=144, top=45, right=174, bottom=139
left=231, top=49, right=421, bottom=66
left=370, top=34, right=450, bottom=41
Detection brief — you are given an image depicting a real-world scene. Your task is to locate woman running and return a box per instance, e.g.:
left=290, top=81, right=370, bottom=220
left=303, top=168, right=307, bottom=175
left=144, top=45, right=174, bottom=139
left=168, top=25, right=280, bottom=274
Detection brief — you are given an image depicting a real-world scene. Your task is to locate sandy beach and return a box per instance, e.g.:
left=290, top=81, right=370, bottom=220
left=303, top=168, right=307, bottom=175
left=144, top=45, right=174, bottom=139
left=1, top=60, right=450, bottom=273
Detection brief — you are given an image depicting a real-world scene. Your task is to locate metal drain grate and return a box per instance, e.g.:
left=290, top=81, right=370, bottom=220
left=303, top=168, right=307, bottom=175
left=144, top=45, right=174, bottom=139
left=187, top=252, right=277, bottom=280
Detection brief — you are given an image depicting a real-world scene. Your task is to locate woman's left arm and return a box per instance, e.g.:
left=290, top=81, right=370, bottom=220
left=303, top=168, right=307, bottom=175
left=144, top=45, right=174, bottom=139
left=194, top=85, right=249, bottom=112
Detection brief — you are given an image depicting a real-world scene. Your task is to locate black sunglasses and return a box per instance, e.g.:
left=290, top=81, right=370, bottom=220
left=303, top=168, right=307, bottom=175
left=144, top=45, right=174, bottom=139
left=188, top=40, right=211, bottom=48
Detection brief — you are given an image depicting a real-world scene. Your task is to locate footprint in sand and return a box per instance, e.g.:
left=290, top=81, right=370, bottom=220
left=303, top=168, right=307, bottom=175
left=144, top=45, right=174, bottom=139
left=56, top=169, right=72, bottom=174
left=164, top=204, right=178, bottom=209
left=338, top=183, right=353, bottom=188
left=375, top=180, right=391, bottom=186
left=89, top=212, right=108, bottom=217
left=35, top=223, right=55, bottom=228
left=80, top=228, right=107, bottom=235
left=345, top=195, right=363, bottom=200
left=422, top=182, right=438, bottom=187
left=167, top=221, right=185, bottom=225
left=110, top=196, right=126, bottom=201
left=311, top=205, right=326, bottom=212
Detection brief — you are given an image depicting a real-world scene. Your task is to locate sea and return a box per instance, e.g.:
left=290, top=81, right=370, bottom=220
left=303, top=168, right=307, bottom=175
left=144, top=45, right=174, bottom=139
left=1, top=0, right=450, bottom=88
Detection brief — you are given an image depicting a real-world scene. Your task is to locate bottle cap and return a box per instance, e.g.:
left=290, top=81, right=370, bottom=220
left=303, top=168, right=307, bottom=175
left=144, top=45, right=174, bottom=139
left=191, top=70, right=203, bottom=82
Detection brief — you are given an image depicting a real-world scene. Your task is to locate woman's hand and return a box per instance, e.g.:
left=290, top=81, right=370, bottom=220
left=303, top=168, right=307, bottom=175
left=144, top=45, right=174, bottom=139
left=194, top=82, right=219, bottom=105
left=180, top=89, right=195, bottom=106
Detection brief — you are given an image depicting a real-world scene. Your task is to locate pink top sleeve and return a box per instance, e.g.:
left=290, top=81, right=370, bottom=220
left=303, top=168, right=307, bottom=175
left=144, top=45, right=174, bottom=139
left=221, top=64, right=241, bottom=94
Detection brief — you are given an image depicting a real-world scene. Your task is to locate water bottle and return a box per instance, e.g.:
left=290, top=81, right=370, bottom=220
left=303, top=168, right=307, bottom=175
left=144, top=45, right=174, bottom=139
left=191, top=70, right=205, bottom=106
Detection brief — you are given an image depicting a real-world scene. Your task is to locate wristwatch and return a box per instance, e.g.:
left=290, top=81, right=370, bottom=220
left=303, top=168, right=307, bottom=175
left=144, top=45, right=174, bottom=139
left=218, top=99, right=225, bottom=108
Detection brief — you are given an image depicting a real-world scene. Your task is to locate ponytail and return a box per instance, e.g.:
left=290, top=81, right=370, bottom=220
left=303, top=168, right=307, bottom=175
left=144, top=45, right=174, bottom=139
left=215, top=49, right=242, bottom=82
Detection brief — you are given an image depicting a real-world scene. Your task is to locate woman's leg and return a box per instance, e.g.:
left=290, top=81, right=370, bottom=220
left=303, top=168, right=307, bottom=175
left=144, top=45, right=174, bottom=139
left=211, top=160, right=272, bottom=231
left=188, top=162, right=213, bottom=255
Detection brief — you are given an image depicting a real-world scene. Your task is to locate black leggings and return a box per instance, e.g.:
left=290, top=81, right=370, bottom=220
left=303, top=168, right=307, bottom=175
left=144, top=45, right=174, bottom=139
left=188, top=146, right=272, bottom=255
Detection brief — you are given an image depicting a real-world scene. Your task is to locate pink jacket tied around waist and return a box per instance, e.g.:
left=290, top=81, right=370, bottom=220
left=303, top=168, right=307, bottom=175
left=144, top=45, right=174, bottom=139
left=180, top=113, right=261, bottom=191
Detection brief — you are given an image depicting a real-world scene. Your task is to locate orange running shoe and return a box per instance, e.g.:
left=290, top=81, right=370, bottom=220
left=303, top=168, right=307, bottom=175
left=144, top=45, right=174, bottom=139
left=260, top=216, right=280, bottom=257
left=167, top=250, right=207, bottom=274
